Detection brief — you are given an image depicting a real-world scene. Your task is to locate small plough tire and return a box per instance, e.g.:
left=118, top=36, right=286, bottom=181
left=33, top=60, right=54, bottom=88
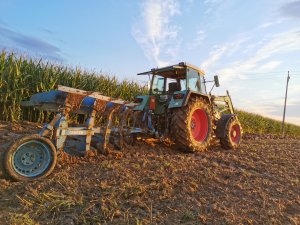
left=171, top=97, right=213, bottom=152
left=220, top=116, right=242, bottom=150
left=3, top=134, right=57, bottom=181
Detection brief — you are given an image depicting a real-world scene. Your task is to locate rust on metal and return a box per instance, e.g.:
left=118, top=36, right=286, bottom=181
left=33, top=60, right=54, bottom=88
left=101, top=105, right=122, bottom=154
left=94, top=99, right=108, bottom=112
left=65, top=93, right=86, bottom=111
left=118, top=107, right=133, bottom=148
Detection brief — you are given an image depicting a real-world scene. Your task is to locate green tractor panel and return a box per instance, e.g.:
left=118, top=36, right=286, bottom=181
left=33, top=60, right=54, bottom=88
left=133, top=62, right=242, bottom=152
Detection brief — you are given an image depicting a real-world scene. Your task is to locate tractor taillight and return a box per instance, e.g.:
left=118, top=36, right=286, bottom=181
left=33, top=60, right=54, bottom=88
left=149, top=96, right=156, bottom=110
left=173, top=93, right=184, bottom=99
left=134, top=97, right=143, bottom=103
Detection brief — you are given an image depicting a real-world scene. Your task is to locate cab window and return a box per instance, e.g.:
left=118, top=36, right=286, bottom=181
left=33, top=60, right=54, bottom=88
left=180, top=79, right=187, bottom=91
left=187, top=69, right=200, bottom=92
left=152, top=75, right=165, bottom=94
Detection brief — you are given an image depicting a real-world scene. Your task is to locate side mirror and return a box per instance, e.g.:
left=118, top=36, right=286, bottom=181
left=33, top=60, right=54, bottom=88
left=214, top=75, right=220, bottom=87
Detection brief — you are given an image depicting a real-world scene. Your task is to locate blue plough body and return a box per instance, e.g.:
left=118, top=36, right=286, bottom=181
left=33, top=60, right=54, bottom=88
left=21, top=85, right=142, bottom=155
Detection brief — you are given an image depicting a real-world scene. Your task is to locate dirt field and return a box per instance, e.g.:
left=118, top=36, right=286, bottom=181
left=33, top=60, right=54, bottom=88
left=0, top=122, right=299, bottom=225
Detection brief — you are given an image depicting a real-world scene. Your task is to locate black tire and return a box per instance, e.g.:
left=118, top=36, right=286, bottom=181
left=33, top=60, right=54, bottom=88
left=171, top=97, right=213, bottom=152
left=2, top=134, right=57, bottom=181
left=220, top=116, right=242, bottom=150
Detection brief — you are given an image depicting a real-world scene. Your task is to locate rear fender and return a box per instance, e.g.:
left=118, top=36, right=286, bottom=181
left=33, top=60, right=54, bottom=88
left=215, top=114, right=236, bottom=138
left=183, top=91, right=211, bottom=106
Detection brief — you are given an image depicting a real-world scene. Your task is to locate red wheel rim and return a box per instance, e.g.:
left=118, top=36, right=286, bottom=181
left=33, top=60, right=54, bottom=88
left=230, top=124, right=241, bottom=144
left=191, top=109, right=209, bottom=142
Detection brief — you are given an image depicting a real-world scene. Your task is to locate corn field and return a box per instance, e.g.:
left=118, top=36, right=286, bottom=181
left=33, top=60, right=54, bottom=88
left=0, top=51, right=146, bottom=122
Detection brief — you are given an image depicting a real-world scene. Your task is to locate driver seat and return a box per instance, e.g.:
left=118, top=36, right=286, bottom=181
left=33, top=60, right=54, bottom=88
left=168, top=82, right=179, bottom=93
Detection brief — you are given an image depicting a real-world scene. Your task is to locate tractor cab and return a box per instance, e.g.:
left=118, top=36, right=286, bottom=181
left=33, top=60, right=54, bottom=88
left=134, top=62, right=208, bottom=114
left=143, top=62, right=207, bottom=95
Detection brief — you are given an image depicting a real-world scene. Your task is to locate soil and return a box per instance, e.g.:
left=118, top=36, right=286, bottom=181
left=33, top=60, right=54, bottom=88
left=0, top=121, right=299, bottom=225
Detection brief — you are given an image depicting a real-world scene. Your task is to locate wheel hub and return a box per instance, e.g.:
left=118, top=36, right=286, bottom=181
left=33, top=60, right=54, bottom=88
left=232, top=130, right=237, bottom=137
left=190, top=109, right=209, bottom=142
left=12, top=140, right=51, bottom=177
left=230, top=124, right=241, bottom=144
left=21, top=152, right=36, bottom=165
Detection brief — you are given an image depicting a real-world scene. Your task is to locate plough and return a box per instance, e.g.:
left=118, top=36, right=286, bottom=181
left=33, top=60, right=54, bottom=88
left=2, top=62, right=242, bottom=181
left=21, top=85, right=143, bottom=153
left=2, top=85, right=146, bottom=181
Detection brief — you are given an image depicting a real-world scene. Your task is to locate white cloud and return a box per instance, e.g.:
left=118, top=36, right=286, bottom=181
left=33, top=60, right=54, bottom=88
left=209, top=29, right=300, bottom=82
left=201, top=46, right=227, bottom=71
left=259, top=18, right=285, bottom=28
left=187, top=29, right=209, bottom=50
left=195, top=30, right=206, bottom=43
left=132, top=0, right=181, bottom=66
left=258, top=61, right=281, bottom=71
left=204, top=29, right=300, bottom=126
left=255, top=30, right=300, bottom=60
left=200, top=37, right=247, bottom=72
left=203, top=0, right=228, bottom=16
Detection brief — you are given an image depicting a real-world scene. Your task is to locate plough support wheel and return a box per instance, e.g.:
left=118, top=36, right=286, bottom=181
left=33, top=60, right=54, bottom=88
left=2, top=135, right=57, bottom=181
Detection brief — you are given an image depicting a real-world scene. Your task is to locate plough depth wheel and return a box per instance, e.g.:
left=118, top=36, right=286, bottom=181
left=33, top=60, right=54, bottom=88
left=3, top=135, right=57, bottom=181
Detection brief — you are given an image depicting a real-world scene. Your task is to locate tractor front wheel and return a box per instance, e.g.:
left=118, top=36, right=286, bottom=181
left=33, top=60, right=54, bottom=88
left=220, top=116, right=242, bottom=150
left=171, top=97, right=212, bottom=152
left=2, top=135, right=57, bottom=181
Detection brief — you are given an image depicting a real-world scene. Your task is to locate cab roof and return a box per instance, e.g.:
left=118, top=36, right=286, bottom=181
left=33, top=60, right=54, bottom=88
left=137, top=62, right=205, bottom=79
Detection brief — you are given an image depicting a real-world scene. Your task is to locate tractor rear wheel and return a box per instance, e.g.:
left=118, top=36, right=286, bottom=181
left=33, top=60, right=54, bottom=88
left=171, top=97, right=212, bottom=152
left=220, top=116, right=242, bottom=150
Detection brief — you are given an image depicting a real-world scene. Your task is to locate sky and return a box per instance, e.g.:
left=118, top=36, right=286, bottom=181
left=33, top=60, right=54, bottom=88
left=0, top=0, right=300, bottom=125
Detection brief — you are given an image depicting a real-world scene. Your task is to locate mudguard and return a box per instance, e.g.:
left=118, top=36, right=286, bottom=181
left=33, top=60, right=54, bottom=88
left=183, top=91, right=211, bottom=106
left=216, top=114, right=236, bottom=138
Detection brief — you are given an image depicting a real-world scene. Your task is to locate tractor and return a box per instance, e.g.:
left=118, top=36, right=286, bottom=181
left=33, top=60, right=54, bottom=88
left=132, top=62, right=242, bottom=151
left=1, top=62, right=242, bottom=181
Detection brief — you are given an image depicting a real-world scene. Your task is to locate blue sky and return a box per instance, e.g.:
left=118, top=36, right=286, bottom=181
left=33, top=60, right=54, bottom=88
left=0, top=0, right=300, bottom=125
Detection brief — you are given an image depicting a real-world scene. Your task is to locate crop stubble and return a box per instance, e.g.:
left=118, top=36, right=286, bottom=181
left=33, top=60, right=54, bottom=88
left=0, top=122, right=299, bottom=224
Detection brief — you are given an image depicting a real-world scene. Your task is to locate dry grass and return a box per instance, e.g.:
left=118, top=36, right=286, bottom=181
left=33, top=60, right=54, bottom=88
left=0, top=122, right=300, bottom=224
